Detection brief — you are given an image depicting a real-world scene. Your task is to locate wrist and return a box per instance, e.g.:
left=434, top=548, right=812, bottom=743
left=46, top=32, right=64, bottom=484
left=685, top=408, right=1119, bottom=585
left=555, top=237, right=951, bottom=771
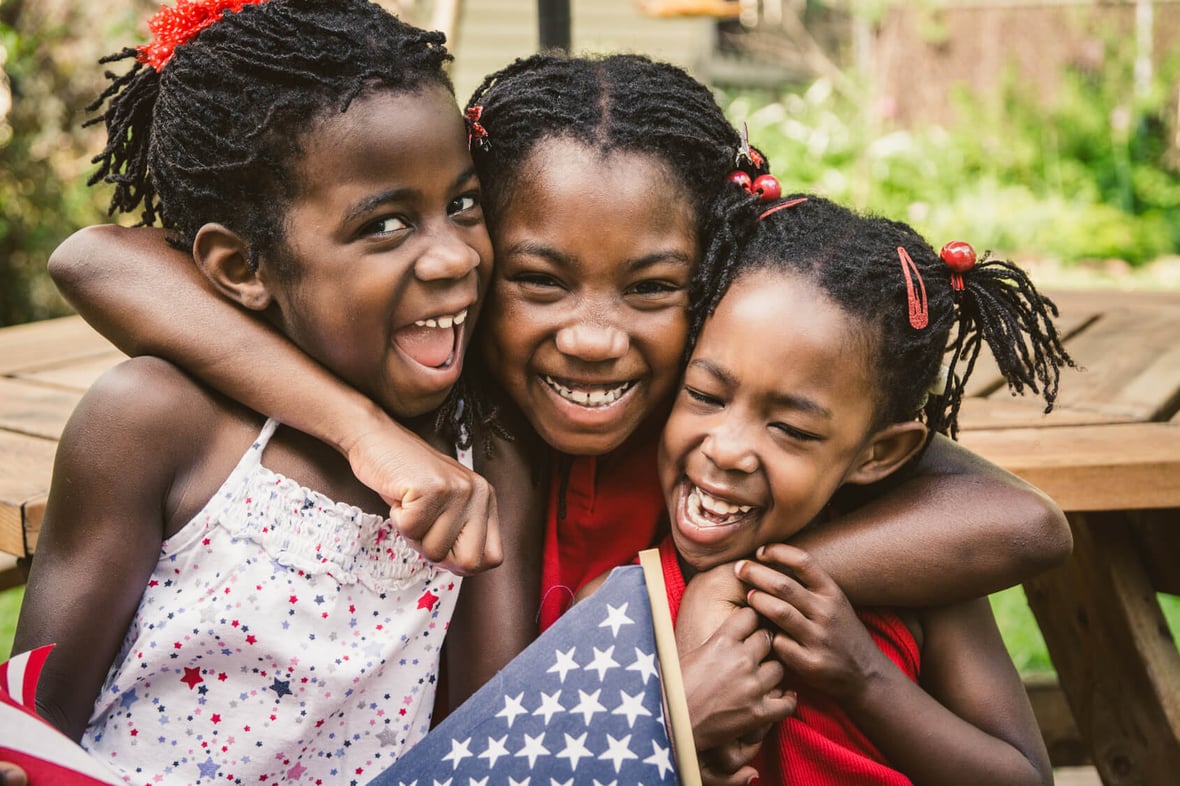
left=328, top=392, right=403, bottom=459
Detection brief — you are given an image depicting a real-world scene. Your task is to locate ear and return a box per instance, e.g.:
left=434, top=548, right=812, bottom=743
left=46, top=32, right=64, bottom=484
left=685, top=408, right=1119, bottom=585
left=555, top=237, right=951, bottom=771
left=193, top=223, right=273, bottom=312
left=844, top=420, right=928, bottom=487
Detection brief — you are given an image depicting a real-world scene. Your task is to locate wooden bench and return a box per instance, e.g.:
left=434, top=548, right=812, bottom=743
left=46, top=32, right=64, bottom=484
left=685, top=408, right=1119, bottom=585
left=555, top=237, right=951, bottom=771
left=2, top=290, right=1179, bottom=785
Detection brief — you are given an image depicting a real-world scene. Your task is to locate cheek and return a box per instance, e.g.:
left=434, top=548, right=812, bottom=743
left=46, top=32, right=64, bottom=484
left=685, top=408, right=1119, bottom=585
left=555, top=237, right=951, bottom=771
left=641, top=313, right=690, bottom=390
left=482, top=293, right=542, bottom=376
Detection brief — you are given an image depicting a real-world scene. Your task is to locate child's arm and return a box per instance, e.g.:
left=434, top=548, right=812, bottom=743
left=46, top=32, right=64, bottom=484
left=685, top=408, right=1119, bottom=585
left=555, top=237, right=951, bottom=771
left=782, top=434, right=1071, bottom=607
left=48, top=225, right=499, bottom=575
left=444, top=422, right=548, bottom=707
left=744, top=543, right=1052, bottom=786
left=11, top=359, right=209, bottom=740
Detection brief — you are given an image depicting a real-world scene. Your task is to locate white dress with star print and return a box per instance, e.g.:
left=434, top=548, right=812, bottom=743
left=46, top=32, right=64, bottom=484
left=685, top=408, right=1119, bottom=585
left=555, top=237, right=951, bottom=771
left=82, top=418, right=466, bottom=786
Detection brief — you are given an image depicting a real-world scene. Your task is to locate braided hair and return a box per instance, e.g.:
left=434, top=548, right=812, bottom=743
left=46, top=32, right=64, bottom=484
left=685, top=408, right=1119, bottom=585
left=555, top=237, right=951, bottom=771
left=87, top=0, right=453, bottom=267
left=694, top=194, right=1076, bottom=443
left=450, top=53, right=772, bottom=448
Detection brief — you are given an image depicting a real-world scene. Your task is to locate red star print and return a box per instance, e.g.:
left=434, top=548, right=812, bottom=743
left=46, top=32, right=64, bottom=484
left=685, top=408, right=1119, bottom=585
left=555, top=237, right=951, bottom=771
left=211, top=713, right=221, bottom=724
left=417, top=590, right=438, bottom=611
left=181, top=667, right=203, bottom=689
left=246, top=634, right=257, bottom=645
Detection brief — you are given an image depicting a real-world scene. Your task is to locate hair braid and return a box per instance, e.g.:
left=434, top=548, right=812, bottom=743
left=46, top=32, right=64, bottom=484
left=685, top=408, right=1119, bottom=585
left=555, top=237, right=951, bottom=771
left=88, top=0, right=452, bottom=262
left=446, top=52, right=757, bottom=444
left=695, top=194, right=1075, bottom=447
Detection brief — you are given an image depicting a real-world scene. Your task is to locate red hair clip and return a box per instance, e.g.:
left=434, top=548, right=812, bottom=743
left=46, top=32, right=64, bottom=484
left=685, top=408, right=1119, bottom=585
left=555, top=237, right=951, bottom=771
left=465, top=106, right=489, bottom=152
left=898, top=246, right=929, bottom=330
left=136, top=0, right=267, bottom=71
left=940, top=241, right=977, bottom=293
left=758, top=196, right=807, bottom=220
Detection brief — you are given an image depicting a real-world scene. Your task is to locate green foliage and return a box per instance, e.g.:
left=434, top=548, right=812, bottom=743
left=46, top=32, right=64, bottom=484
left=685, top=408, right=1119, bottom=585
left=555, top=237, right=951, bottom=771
left=0, top=0, right=138, bottom=328
left=0, top=585, right=20, bottom=657
left=720, top=46, right=1180, bottom=267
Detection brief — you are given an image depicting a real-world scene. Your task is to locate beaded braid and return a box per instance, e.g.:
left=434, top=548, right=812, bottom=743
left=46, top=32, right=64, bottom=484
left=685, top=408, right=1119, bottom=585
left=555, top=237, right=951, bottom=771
left=694, top=193, right=1075, bottom=443
left=87, top=0, right=452, bottom=264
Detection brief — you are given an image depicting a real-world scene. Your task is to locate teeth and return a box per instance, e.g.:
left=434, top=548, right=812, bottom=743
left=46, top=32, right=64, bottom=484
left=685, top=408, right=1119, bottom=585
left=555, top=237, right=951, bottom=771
left=543, top=375, right=631, bottom=408
left=415, top=308, right=468, bottom=329
left=687, top=486, right=753, bottom=524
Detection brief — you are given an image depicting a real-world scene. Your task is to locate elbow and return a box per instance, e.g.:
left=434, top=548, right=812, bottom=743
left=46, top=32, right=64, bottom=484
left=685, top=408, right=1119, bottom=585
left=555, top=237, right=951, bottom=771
left=1012, top=486, right=1073, bottom=576
left=48, top=225, right=109, bottom=306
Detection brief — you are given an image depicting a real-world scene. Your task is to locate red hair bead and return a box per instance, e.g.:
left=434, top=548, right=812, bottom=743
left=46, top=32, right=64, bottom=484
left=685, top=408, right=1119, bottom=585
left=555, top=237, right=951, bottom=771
left=940, top=241, right=977, bottom=273
left=752, top=174, right=781, bottom=202
left=940, top=241, right=976, bottom=293
left=726, top=170, right=752, bottom=190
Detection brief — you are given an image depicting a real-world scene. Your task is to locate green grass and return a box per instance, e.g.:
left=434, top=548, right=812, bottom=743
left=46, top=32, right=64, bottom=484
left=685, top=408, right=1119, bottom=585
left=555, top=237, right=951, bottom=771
left=4, top=581, right=1178, bottom=673
left=2, top=586, right=23, bottom=658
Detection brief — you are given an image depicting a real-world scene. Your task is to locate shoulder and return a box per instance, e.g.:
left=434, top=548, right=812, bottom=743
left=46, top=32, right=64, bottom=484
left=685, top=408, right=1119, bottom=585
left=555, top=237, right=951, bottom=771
left=69, top=356, right=220, bottom=449
left=58, top=357, right=242, bottom=497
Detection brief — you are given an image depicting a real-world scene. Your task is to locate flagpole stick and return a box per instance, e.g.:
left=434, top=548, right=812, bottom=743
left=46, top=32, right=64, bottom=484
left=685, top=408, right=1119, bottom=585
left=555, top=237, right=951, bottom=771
left=639, top=548, right=703, bottom=786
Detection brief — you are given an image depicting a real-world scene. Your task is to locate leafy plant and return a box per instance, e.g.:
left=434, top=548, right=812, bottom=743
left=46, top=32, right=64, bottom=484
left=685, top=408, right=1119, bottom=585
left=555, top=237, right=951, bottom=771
left=719, top=42, right=1180, bottom=266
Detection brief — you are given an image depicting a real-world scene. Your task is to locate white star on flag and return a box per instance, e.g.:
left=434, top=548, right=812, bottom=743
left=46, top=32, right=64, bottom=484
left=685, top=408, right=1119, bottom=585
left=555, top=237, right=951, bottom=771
left=586, top=645, right=620, bottom=680
left=600, top=602, right=634, bottom=636
left=369, top=561, right=699, bottom=786
left=497, top=692, right=528, bottom=728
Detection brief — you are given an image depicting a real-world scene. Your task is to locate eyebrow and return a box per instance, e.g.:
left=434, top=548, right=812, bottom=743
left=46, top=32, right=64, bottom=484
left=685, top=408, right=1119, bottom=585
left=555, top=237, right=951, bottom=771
left=344, top=166, right=479, bottom=225
left=688, top=358, right=833, bottom=419
left=503, top=241, right=695, bottom=272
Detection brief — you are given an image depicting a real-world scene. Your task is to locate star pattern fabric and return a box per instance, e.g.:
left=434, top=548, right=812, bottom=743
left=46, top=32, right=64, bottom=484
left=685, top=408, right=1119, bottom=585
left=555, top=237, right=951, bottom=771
left=80, top=419, right=463, bottom=785
left=370, top=566, right=683, bottom=785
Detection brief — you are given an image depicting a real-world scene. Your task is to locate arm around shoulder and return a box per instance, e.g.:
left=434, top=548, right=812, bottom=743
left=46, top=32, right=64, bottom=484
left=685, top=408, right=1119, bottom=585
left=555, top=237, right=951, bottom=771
left=792, top=434, right=1071, bottom=607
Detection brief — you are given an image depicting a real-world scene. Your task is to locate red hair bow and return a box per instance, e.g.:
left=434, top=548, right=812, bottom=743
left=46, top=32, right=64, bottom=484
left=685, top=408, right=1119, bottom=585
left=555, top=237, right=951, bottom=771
left=136, top=0, right=268, bottom=71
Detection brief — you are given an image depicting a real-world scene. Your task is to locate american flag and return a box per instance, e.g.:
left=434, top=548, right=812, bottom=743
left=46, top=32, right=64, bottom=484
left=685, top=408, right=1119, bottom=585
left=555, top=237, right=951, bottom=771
left=0, top=644, right=123, bottom=785
left=370, top=556, right=699, bottom=786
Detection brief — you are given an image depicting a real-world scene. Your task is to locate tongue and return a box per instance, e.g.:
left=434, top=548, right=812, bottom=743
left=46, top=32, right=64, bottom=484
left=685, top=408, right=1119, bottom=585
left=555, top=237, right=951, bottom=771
left=394, top=325, right=455, bottom=368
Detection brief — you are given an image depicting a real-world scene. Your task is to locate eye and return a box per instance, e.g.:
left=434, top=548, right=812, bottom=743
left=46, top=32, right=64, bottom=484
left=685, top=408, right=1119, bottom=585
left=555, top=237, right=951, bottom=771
left=448, top=192, right=481, bottom=216
left=770, top=422, right=822, bottom=442
left=363, top=215, right=409, bottom=237
left=683, top=386, right=723, bottom=408
left=627, top=279, right=682, bottom=296
left=513, top=272, right=564, bottom=290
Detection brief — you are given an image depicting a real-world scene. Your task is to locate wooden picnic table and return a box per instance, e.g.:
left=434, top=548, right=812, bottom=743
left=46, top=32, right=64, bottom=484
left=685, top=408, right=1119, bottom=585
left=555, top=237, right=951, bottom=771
left=1, top=290, right=1179, bottom=784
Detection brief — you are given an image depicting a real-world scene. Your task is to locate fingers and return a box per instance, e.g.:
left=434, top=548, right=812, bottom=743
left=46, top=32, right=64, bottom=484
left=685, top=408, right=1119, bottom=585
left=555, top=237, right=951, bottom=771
left=392, top=469, right=500, bottom=575
left=735, top=544, right=838, bottom=617
left=700, top=738, right=766, bottom=786
left=0, top=763, right=28, bottom=786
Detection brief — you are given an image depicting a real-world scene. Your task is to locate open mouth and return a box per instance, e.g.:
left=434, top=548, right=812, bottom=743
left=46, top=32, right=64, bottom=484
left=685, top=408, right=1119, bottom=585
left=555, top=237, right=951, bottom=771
left=542, top=375, right=635, bottom=408
left=393, top=308, right=468, bottom=369
left=682, top=483, right=758, bottom=530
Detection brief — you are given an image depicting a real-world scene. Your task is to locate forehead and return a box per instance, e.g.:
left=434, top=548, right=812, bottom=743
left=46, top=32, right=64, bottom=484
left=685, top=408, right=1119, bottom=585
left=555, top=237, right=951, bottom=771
left=697, top=269, right=875, bottom=401
left=495, top=137, right=698, bottom=262
left=291, top=84, right=468, bottom=196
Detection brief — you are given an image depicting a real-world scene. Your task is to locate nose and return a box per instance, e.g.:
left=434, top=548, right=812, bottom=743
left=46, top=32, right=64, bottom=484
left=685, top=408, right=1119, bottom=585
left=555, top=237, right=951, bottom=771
left=414, top=227, right=482, bottom=282
left=555, top=321, right=630, bottom=362
left=701, top=420, right=760, bottom=474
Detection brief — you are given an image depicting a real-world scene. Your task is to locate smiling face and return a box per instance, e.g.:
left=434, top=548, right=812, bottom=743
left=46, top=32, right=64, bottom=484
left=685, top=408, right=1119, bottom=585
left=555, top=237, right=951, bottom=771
left=261, top=85, right=491, bottom=419
left=659, top=268, right=889, bottom=573
left=480, top=138, right=698, bottom=456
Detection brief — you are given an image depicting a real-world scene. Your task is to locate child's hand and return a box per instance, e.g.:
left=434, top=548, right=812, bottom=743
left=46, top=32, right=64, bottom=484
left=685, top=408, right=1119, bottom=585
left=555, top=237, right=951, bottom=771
left=736, top=543, right=888, bottom=701
left=679, top=606, right=796, bottom=751
left=0, top=763, right=28, bottom=786
left=347, top=428, right=503, bottom=575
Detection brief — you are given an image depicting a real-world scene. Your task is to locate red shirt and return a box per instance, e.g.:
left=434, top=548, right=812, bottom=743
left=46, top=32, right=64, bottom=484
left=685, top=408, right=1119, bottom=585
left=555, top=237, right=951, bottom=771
left=538, top=420, right=668, bottom=630
left=659, top=539, right=918, bottom=786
